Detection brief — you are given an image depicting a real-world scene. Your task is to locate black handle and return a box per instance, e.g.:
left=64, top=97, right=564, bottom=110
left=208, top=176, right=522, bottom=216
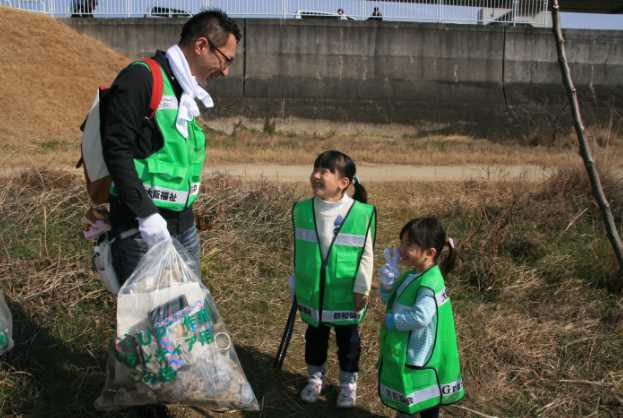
left=273, top=297, right=297, bottom=370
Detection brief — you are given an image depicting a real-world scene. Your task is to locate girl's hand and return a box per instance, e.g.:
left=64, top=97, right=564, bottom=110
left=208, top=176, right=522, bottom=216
left=378, top=247, right=400, bottom=290
left=354, top=293, right=368, bottom=311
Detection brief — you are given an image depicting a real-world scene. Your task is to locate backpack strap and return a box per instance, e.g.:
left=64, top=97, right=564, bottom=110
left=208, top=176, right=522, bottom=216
left=141, top=57, right=164, bottom=118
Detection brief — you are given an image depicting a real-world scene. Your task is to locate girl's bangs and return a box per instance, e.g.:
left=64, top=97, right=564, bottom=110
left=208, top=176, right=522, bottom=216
left=313, top=152, right=342, bottom=173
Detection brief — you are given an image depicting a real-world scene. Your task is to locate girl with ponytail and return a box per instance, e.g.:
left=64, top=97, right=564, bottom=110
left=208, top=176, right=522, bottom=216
left=377, top=217, right=464, bottom=417
left=288, top=150, right=376, bottom=408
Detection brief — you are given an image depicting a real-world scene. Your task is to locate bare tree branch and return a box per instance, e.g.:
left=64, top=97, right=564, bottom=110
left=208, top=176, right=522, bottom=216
left=551, top=0, right=623, bottom=275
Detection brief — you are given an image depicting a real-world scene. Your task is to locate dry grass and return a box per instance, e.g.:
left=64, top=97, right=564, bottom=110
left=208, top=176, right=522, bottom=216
left=0, top=7, right=621, bottom=174
left=0, top=8, right=620, bottom=171
left=1, top=8, right=622, bottom=417
left=200, top=120, right=623, bottom=169
left=0, top=6, right=129, bottom=166
left=0, top=167, right=622, bottom=417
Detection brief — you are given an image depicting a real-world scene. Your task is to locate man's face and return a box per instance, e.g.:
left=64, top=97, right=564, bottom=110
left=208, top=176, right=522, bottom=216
left=192, top=33, right=237, bottom=87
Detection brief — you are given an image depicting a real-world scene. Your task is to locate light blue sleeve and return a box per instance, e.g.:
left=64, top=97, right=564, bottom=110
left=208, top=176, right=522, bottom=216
left=391, top=288, right=436, bottom=331
left=379, top=286, right=394, bottom=305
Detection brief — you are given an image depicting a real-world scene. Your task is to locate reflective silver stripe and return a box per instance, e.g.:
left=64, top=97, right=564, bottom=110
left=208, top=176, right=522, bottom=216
left=298, top=304, right=320, bottom=322
left=298, top=305, right=363, bottom=323
left=440, top=378, right=463, bottom=397
left=143, top=185, right=188, bottom=204
left=321, top=309, right=365, bottom=322
left=334, top=232, right=365, bottom=247
left=295, top=228, right=318, bottom=243
left=380, top=383, right=440, bottom=407
left=435, top=287, right=450, bottom=307
left=190, top=182, right=201, bottom=197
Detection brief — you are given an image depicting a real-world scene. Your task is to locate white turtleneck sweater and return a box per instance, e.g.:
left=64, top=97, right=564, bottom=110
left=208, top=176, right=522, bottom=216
left=313, top=194, right=374, bottom=295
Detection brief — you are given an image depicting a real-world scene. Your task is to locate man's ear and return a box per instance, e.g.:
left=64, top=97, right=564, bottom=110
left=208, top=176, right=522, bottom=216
left=426, top=247, right=438, bottom=259
left=193, top=37, right=209, bottom=56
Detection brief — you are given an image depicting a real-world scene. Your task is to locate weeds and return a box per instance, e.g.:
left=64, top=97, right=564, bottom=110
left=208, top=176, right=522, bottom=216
left=0, top=168, right=621, bottom=417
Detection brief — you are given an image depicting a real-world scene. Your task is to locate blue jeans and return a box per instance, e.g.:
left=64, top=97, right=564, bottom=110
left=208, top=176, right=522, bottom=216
left=111, top=224, right=202, bottom=286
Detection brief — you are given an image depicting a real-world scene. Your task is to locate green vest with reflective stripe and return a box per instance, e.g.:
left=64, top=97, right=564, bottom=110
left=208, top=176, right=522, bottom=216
left=379, top=265, right=464, bottom=414
left=110, top=61, right=206, bottom=211
left=293, top=198, right=376, bottom=327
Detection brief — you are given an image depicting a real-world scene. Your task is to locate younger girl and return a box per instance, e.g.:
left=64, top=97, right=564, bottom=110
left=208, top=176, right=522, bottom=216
left=377, top=217, right=463, bottom=418
left=289, top=150, right=376, bottom=408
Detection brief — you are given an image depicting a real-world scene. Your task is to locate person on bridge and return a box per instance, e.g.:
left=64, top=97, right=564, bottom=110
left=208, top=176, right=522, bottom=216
left=289, top=150, right=376, bottom=408
left=101, top=9, right=240, bottom=291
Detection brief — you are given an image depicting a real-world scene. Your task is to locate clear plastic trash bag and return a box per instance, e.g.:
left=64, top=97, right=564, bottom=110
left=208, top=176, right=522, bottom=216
left=0, top=291, right=13, bottom=355
left=95, top=239, right=259, bottom=412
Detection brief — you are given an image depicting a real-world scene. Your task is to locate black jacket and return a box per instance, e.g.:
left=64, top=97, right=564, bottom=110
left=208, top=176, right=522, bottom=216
left=101, top=51, right=195, bottom=235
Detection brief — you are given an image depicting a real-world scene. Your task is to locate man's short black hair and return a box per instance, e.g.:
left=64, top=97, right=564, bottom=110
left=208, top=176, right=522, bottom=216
left=179, top=9, right=241, bottom=48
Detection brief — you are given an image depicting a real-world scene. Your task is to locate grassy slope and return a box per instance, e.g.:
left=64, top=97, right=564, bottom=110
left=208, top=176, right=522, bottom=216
left=0, top=8, right=620, bottom=171
left=0, top=6, right=128, bottom=165
left=0, top=169, right=621, bottom=418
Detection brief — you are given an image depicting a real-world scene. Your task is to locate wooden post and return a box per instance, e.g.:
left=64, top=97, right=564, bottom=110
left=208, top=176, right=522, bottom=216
left=551, top=0, right=623, bottom=275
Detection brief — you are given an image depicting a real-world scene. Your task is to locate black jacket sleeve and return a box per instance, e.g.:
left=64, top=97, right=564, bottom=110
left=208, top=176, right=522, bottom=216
left=101, top=63, right=158, bottom=219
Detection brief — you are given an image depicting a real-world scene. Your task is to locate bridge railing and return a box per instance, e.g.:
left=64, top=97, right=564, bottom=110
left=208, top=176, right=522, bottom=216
left=1, top=0, right=550, bottom=27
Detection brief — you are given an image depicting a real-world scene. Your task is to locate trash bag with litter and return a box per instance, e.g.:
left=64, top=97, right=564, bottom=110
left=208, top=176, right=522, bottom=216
left=0, top=291, right=13, bottom=355
left=95, top=239, right=259, bottom=412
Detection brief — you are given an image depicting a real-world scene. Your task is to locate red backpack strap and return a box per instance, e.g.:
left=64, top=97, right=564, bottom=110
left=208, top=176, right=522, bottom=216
left=141, top=57, right=164, bottom=118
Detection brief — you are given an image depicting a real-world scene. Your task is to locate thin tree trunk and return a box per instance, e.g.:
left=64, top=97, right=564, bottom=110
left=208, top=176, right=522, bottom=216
left=551, top=0, right=623, bottom=275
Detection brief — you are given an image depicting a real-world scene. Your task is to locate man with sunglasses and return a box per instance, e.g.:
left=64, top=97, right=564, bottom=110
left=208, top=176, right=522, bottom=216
left=99, top=10, right=240, bottom=415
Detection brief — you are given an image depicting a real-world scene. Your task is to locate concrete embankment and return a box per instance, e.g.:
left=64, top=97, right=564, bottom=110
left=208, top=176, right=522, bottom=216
left=66, top=18, right=623, bottom=138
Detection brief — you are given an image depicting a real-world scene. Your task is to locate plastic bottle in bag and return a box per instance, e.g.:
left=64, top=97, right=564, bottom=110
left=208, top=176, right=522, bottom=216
left=95, top=239, right=259, bottom=412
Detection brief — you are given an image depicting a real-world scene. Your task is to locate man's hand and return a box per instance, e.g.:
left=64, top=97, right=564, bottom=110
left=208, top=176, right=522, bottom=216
left=137, top=213, right=171, bottom=247
left=354, top=293, right=369, bottom=311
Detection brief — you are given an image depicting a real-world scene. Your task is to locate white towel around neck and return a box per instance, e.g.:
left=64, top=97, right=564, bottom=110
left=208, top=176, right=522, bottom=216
left=165, top=44, right=214, bottom=138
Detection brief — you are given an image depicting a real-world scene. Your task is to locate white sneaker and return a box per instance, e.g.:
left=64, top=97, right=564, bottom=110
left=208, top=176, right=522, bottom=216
left=336, top=371, right=358, bottom=408
left=300, top=379, right=323, bottom=402
left=300, top=364, right=325, bottom=403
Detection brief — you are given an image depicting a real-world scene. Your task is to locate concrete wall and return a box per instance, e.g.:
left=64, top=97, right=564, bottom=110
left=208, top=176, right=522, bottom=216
left=66, top=18, right=623, bottom=138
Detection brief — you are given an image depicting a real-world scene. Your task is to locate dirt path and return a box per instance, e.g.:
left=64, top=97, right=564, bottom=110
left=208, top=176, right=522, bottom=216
left=205, top=163, right=555, bottom=182
left=0, top=163, right=555, bottom=183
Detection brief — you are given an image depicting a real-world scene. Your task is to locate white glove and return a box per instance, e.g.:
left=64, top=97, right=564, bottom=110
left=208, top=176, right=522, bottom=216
left=378, top=247, right=401, bottom=290
left=287, top=274, right=296, bottom=296
left=137, top=213, right=171, bottom=247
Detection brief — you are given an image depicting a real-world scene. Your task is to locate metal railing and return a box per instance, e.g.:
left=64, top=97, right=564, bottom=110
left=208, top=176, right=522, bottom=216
left=1, top=0, right=550, bottom=26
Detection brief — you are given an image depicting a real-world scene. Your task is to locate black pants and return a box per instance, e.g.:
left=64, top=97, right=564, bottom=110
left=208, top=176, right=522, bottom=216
left=398, top=407, right=439, bottom=418
left=305, top=323, right=360, bottom=373
left=421, top=407, right=440, bottom=418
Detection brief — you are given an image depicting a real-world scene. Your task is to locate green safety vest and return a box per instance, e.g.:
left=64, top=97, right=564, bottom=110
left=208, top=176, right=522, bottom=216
left=293, top=198, right=376, bottom=327
left=378, top=265, right=464, bottom=414
left=110, top=61, right=206, bottom=211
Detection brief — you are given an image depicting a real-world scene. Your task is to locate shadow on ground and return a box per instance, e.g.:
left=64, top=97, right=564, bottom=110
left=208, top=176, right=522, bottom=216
left=1, top=301, right=111, bottom=418
left=187, top=344, right=386, bottom=418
